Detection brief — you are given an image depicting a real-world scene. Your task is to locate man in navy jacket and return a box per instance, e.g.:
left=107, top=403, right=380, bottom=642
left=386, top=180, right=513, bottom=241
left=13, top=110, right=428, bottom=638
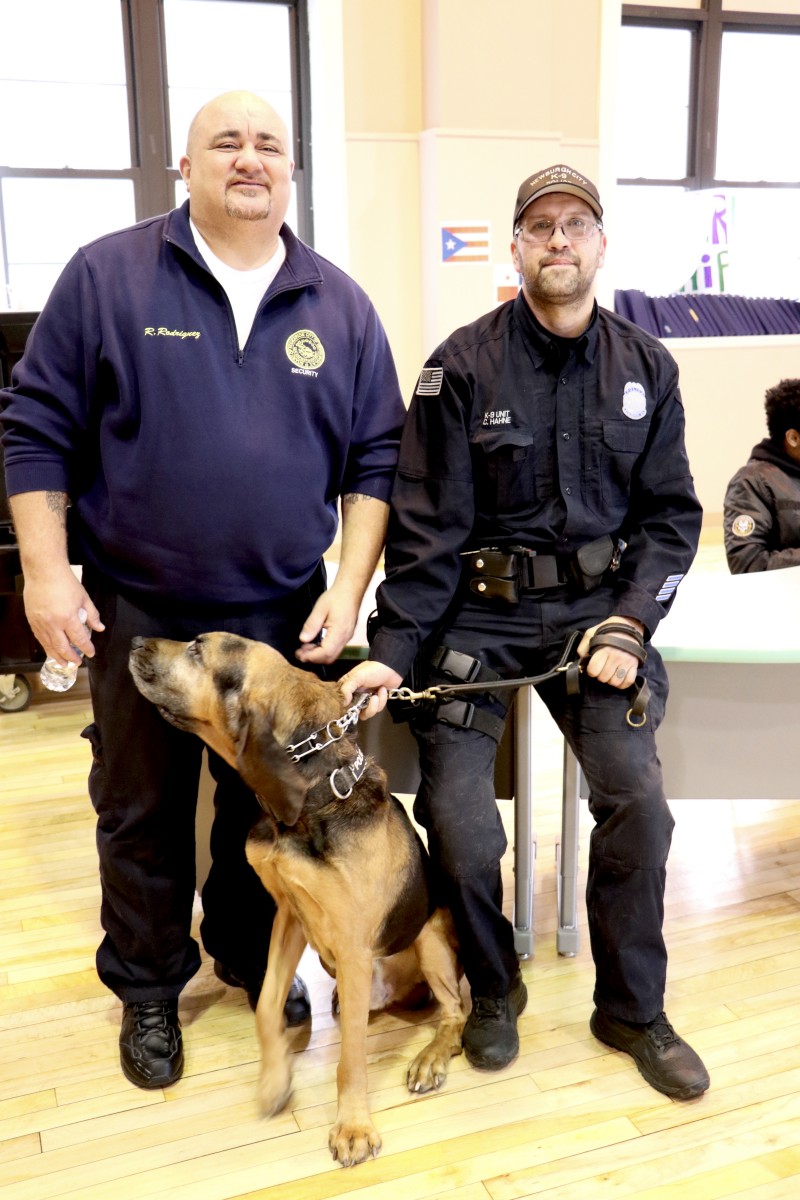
left=1, top=91, right=405, bottom=1088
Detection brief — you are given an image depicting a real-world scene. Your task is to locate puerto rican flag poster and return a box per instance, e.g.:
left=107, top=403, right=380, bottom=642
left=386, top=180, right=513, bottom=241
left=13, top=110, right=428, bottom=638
left=441, top=223, right=491, bottom=264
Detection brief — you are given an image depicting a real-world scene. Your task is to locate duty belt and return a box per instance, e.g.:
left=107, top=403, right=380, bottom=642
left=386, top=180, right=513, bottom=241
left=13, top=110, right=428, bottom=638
left=461, top=546, right=567, bottom=601
left=461, top=535, right=619, bottom=601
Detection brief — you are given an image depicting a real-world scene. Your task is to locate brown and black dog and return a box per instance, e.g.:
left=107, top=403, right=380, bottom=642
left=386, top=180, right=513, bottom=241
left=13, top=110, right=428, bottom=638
left=128, top=631, right=465, bottom=1166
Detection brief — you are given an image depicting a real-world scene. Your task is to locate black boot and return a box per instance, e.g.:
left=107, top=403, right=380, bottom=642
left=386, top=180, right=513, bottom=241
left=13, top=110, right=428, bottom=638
left=119, top=999, right=183, bottom=1089
left=590, top=1008, right=710, bottom=1099
left=463, top=973, right=528, bottom=1070
left=214, top=961, right=311, bottom=1025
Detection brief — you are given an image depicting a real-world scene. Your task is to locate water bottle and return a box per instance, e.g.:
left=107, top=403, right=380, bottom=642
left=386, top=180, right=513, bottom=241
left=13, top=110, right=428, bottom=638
left=40, top=608, right=88, bottom=693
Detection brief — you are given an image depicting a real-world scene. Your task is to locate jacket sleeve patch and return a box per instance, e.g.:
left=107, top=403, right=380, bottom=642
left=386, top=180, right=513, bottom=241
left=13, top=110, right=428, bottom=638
left=655, top=573, right=684, bottom=603
left=731, top=514, right=755, bottom=537
left=416, top=367, right=444, bottom=396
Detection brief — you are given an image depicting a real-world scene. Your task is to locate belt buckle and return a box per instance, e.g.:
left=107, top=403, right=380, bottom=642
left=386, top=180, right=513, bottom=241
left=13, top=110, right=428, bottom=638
left=508, top=546, right=561, bottom=591
left=436, top=646, right=482, bottom=682
left=509, top=545, right=542, bottom=590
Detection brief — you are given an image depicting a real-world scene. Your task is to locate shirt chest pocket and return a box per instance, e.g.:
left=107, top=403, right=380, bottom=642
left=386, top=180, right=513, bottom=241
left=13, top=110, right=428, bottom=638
left=471, top=427, right=538, bottom=514
left=601, top=419, right=650, bottom=504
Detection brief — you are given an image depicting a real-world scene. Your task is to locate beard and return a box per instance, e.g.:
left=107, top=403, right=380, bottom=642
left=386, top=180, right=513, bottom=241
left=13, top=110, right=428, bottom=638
left=521, top=250, right=600, bottom=308
left=225, top=184, right=272, bottom=221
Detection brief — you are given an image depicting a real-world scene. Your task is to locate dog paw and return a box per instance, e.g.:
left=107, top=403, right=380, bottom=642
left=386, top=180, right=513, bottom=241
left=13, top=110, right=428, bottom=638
left=258, top=1062, right=293, bottom=1117
left=406, top=1046, right=451, bottom=1093
left=328, top=1118, right=382, bottom=1166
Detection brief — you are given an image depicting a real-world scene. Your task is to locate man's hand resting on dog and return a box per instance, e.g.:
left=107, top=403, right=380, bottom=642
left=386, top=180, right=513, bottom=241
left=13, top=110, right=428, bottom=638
left=339, top=660, right=403, bottom=719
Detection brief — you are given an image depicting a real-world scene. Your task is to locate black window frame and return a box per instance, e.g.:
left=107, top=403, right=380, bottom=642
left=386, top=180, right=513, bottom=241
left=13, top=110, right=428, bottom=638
left=620, top=0, right=800, bottom=191
left=0, top=0, right=312, bottom=309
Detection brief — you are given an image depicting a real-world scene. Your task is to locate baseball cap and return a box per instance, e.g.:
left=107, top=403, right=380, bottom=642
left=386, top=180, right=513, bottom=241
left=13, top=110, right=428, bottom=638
left=513, top=164, right=603, bottom=228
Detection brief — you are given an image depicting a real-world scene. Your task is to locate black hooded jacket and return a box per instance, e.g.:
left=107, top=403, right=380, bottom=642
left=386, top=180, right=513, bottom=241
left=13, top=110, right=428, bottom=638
left=723, top=437, right=800, bottom=573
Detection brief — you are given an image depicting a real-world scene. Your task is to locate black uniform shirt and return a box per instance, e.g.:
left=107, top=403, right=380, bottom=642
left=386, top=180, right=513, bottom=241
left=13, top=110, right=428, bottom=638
left=372, top=294, right=703, bottom=678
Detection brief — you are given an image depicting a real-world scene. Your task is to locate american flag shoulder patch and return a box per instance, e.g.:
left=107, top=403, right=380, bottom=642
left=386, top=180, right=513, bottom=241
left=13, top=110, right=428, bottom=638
left=655, top=573, right=684, bottom=603
left=416, top=367, right=444, bottom=396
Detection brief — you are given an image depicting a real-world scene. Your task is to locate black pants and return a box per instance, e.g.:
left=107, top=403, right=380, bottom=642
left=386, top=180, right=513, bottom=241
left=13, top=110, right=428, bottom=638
left=410, top=584, right=673, bottom=1023
left=81, top=567, right=324, bottom=1002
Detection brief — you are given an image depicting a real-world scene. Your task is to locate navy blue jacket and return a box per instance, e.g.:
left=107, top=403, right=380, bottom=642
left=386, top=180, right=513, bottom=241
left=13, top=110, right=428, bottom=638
left=371, top=295, right=702, bottom=678
left=1, top=203, right=405, bottom=605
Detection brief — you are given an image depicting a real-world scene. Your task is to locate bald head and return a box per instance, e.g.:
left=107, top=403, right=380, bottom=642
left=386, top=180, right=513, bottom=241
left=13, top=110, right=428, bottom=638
left=179, top=90, right=294, bottom=254
left=185, top=91, right=290, bottom=159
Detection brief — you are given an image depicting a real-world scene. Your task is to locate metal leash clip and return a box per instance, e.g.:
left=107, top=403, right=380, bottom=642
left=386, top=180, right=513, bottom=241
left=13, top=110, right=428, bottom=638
left=387, top=684, right=429, bottom=705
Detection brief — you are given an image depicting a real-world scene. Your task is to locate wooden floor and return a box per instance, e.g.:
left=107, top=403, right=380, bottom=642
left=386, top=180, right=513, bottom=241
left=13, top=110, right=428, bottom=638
left=2, top=537, right=800, bottom=1199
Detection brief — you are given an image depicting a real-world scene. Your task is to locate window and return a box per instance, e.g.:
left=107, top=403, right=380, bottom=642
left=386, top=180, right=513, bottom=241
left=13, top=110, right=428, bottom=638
left=615, top=2, right=800, bottom=300
left=0, top=0, right=311, bottom=312
left=716, top=29, right=800, bottom=182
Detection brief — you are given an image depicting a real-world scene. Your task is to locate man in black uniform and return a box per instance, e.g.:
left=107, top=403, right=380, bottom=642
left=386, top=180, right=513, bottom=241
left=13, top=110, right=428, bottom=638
left=341, top=165, right=710, bottom=1101
left=723, top=377, right=800, bottom=573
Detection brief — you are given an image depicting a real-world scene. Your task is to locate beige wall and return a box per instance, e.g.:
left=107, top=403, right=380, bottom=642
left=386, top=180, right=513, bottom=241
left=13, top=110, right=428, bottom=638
left=337, top=0, right=800, bottom=525
left=341, top=0, right=423, bottom=395
left=671, top=338, right=800, bottom=523
left=341, top=0, right=603, bottom=395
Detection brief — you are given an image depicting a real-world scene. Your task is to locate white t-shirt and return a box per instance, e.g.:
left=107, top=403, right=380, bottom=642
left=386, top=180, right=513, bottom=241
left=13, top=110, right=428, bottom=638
left=190, top=219, right=286, bottom=349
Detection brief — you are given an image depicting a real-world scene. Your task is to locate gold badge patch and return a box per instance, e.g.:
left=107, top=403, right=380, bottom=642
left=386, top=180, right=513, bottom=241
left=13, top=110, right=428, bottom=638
left=731, top=514, right=755, bottom=538
left=285, top=329, right=325, bottom=370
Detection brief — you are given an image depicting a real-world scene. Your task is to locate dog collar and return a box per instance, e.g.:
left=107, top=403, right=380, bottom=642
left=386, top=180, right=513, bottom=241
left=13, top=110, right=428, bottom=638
left=329, top=747, right=367, bottom=800
left=286, top=694, right=370, bottom=763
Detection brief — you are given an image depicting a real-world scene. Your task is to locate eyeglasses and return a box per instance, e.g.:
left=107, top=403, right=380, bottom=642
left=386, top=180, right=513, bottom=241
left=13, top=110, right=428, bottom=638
left=514, top=217, right=603, bottom=244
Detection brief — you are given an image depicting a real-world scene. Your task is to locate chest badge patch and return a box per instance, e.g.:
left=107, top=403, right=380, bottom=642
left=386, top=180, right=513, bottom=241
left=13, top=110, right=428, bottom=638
left=622, top=381, right=647, bottom=420
left=731, top=514, right=755, bottom=537
left=286, top=329, right=325, bottom=371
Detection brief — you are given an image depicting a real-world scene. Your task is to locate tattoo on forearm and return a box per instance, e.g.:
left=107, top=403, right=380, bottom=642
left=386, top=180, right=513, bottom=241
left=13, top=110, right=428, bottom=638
left=342, top=493, right=373, bottom=507
left=46, top=491, right=69, bottom=525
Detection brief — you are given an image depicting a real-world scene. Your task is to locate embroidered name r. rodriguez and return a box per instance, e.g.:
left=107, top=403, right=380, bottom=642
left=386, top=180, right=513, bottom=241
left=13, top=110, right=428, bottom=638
left=144, top=327, right=201, bottom=340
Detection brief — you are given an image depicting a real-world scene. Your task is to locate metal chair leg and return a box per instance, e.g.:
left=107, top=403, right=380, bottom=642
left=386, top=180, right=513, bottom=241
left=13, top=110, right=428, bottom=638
left=513, top=686, right=535, bottom=958
left=556, top=743, right=581, bottom=956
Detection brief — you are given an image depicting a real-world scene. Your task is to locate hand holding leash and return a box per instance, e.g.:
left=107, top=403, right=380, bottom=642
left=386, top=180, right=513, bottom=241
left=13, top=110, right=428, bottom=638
left=578, top=617, right=645, bottom=690
left=341, top=625, right=650, bottom=727
left=339, top=660, right=403, bottom=719
left=578, top=619, right=649, bottom=726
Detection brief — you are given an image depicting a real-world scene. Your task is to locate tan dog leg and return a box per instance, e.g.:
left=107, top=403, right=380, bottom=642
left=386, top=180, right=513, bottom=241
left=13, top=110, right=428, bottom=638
left=255, top=904, right=307, bottom=1117
left=328, top=947, right=381, bottom=1166
left=407, top=910, right=466, bottom=1093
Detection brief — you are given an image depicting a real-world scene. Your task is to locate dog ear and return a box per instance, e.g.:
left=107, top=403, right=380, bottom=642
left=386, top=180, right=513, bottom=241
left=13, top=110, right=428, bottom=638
left=235, top=710, right=308, bottom=827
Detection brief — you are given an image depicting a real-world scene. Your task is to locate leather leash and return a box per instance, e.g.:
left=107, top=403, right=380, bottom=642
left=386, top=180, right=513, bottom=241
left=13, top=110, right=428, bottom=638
left=388, top=630, right=583, bottom=703
left=386, top=628, right=650, bottom=727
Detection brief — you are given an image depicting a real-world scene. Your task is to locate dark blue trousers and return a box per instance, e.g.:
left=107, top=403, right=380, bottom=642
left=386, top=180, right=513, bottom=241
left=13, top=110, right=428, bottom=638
left=81, top=566, right=324, bottom=1002
left=410, top=584, right=673, bottom=1023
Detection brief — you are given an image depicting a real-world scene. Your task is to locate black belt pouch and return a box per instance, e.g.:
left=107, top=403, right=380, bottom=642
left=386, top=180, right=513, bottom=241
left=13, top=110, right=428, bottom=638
left=571, top=534, right=614, bottom=593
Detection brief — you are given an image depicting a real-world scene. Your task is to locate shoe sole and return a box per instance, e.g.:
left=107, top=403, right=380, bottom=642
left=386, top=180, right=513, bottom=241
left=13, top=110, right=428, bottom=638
left=590, top=1013, right=709, bottom=1100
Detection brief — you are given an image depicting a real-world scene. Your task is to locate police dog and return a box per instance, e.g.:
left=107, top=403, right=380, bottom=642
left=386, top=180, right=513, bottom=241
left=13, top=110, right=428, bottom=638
left=128, top=632, right=464, bottom=1166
